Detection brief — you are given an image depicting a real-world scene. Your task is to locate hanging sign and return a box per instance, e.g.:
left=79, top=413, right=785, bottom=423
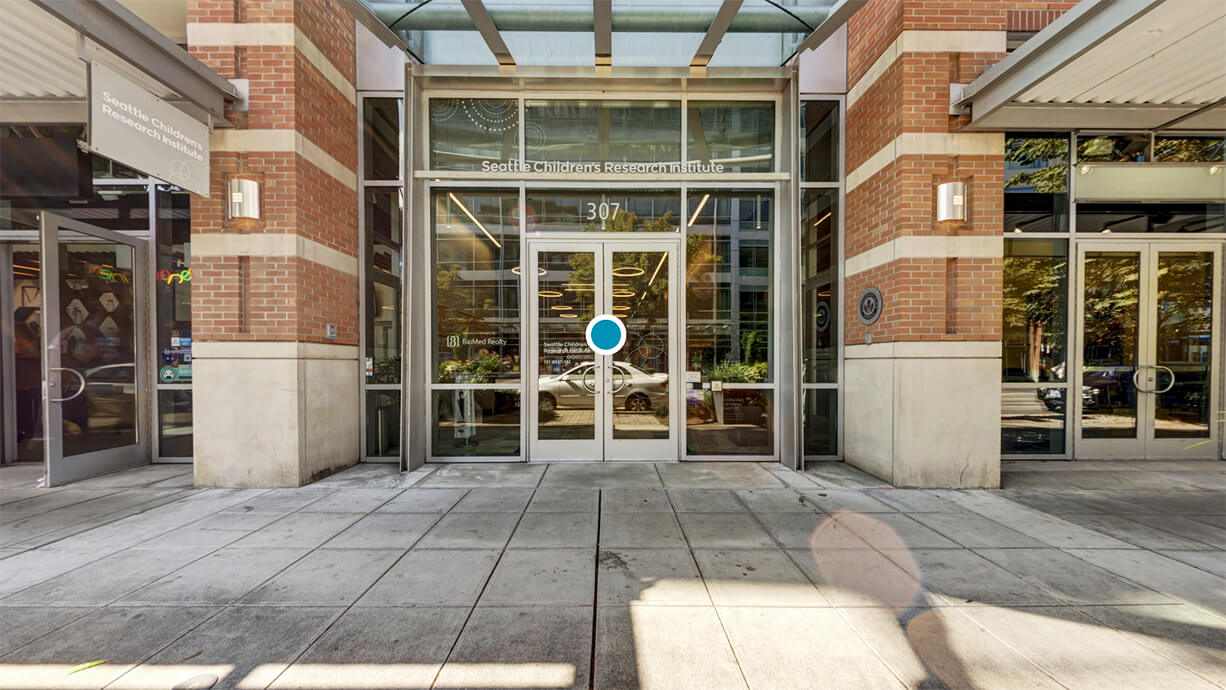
left=89, top=62, right=210, bottom=197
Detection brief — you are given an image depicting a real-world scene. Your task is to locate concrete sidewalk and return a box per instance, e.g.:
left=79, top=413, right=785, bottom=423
left=0, top=460, right=1223, bottom=689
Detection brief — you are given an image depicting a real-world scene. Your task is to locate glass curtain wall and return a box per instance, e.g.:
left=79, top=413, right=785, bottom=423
left=800, top=100, right=841, bottom=458
left=360, top=95, right=404, bottom=460
left=154, top=186, right=193, bottom=457
left=1000, top=130, right=1226, bottom=458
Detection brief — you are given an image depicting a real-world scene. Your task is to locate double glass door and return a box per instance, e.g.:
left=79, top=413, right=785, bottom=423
left=1075, top=242, right=1222, bottom=459
left=0, top=213, right=149, bottom=484
left=528, top=240, right=679, bottom=461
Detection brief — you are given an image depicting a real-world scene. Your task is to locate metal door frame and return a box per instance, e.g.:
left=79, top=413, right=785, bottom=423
left=39, top=212, right=150, bottom=485
left=1, top=244, right=15, bottom=463
left=1073, top=240, right=1222, bottom=459
left=527, top=238, right=682, bottom=462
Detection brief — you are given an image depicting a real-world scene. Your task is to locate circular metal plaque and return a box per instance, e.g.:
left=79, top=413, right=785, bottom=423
left=857, top=287, right=883, bottom=325
left=815, top=301, right=830, bottom=333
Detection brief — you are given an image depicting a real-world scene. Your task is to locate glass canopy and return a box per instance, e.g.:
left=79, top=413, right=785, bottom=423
left=360, top=0, right=843, bottom=67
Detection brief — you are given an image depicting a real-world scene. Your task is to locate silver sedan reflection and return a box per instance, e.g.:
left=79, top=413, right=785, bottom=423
left=538, top=362, right=667, bottom=413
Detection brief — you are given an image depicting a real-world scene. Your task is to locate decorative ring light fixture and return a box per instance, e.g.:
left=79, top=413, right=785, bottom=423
left=611, top=267, right=645, bottom=278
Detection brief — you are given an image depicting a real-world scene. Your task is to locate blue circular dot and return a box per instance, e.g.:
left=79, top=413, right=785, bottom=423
left=591, top=318, right=622, bottom=350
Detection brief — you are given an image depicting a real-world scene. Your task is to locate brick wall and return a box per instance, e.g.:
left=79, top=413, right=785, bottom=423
left=187, top=0, right=358, bottom=347
left=842, top=0, right=1074, bottom=348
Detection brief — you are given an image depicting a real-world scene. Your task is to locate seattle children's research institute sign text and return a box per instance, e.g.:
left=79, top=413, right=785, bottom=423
left=89, top=62, right=210, bottom=196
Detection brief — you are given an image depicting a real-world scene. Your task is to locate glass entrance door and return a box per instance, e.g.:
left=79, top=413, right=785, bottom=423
left=529, top=240, right=679, bottom=461
left=39, top=213, right=149, bottom=484
left=1075, top=242, right=1222, bottom=459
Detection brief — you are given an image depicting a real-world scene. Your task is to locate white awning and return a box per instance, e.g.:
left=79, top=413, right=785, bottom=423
left=957, top=0, right=1226, bottom=131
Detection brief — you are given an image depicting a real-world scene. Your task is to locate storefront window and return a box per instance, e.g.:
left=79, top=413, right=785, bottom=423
left=801, top=101, right=839, bottom=181
left=1002, top=386, right=1066, bottom=454
left=686, top=190, right=773, bottom=456
left=429, top=98, right=519, bottom=170
left=366, top=390, right=401, bottom=457
left=366, top=189, right=402, bottom=384
left=1154, top=136, right=1225, bottom=162
left=363, top=98, right=401, bottom=179
left=525, top=100, right=681, bottom=165
left=802, top=190, right=838, bottom=384
left=1005, top=133, right=1069, bottom=233
left=432, top=190, right=521, bottom=384
left=1003, top=239, right=1067, bottom=383
left=1076, top=202, right=1225, bottom=233
left=155, top=186, right=192, bottom=457
left=687, top=101, right=774, bottom=173
left=524, top=191, right=679, bottom=232
left=432, top=390, right=521, bottom=457
left=803, top=390, right=837, bottom=456
left=1076, top=134, right=1148, bottom=162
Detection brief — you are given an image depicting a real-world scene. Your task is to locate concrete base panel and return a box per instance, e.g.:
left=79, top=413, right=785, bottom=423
left=845, top=344, right=1002, bottom=488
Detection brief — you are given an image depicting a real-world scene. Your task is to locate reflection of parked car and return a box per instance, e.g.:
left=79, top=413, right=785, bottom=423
left=82, top=363, right=136, bottom=430
left=539, top=362, right=667, bottom=413
left=1036, top=385, right=1095, bottom=412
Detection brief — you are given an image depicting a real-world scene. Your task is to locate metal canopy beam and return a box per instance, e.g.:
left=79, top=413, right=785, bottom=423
left=594, top=0, right=612, bottom=67
left=32, top=0, right=237, bottom=122
left=460, top=0, right=515, bottom=67
left=366, top=2, right=826, bottom=32
left=956, top=0, right=1165, bottom=126
left=692, top=0, right=743, bottom=69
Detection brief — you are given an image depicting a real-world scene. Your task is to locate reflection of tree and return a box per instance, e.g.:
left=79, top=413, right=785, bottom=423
left=435, top=262, right=515, bottom=382
left=1003, top=255, right=1066, bottom=380
left=1083, top=256, right=1139, bottom=365
left=1005, top=137, right=1068, bottom=192
left=1154, top=138, right=1225, bottom=163
left=1156, top=256, right=1213, bottom=357
left=568, top=210, right=676, bottom=331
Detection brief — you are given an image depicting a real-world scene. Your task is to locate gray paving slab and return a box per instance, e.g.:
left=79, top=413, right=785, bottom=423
left=596, top=548, right=710, bottom=606
left=237, top=548, right=404, bottom=606
left=676, top=513, right=775, bottom=548
left=183, top=509, right=287, bottom=532
left=307, top=463, right=420, bottom=489
left=843, top=605, right=1065, bottom=689
left=541, top=463, right=663, bottom=488
left=973, top=547, right=1173, bottom=606
left=296, top=488, right=403, bottom=513
left=118, top=547, right=309, bottom=605
left=508, top=511, right=598, bottom=548
left=356, top=549, right=499, bottom=607
left=884, top=548, right=1066, bottom=607
left=1063, top=548, right=1226, bottom=614
left=0, top=489, right=189, bottom=546
left=599, top=512, right=686, bottom=548
left=64, top=465, right=191, bottom=489
left=797, top=488, right=898, bottom=513
left=269, top=606, right=469, bottom=689
left=946, top=491, right=1137, bottom=549
left=1187, top=513, right=1226, bottom=529
left=111, top=606, right=340, bottom=690
left=867, top=489, right=971, bottom=513
left=692, top=549, right=827, bottom=606
left=320, top=512, right=437, bottom=549
left=1, top=545, right=219, bottom=606
left=528, top=488, right=600, bottom=512
left=0, top=605, right=220, bottom=689
left=1054, top=513, right=1216, bottom=551
left=227, top=511, right=365, bottom=549
left=1158, top=550, right=1226, bottom=579
left=479, top=548, right=596, bottom=606
left=718, top=606, right=905, bottom=688
left=836, top=512, right=962, bottom=549
left=787, top=547, right=928, bottom=608
left=1137, top=515, right=1226, bottom=548
left=450, top=487, right=535, bottom=512
left=666, top=489, right=747, bottom=512
left=375, top=487, right=468, bottom=513
left=129, top=523, right=251, bottom=550
left=761, top=464, right=822, bottom=489
left=957, top=604, right=1219, bottom=689
left=414, top=462, right=546, bottom=488
left=657, top=462, right=782, bottom=488
left=218, top=488, right=330, bottom=513
left=0, top=548, right=110, bottom=599
left=0, top=488, right=124, bottom=522
left=1075, top=604, right=1226, bottom=685
left=906, top=511, right=1049, bottom=549
left=754, top=510, right=846, bottom=549
left=0, top=606, right=93, bottom=656
left=801, top=463, right=892, bottom=488
left=594, top=606, right=746, bottom=690
left=600, top=488, right=672, bottom=513
left=435, top=606, right=593, bottom=690
left=733, top=487, right=822, bottom=513
left=415, top=511, right=520, bottom=549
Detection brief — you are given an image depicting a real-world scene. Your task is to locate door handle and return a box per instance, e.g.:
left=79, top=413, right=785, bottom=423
left=581, top=368, right=598, bottom=394
left=1131, top=367, right=1147, bottom=393
left=610, top=367, right=628, bottom=393
left=1152, top=365, right=1176, bottom=394
left=48, top=367, right=86, bottom=403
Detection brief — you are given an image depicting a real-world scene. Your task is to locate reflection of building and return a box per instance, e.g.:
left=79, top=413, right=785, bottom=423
left=2, top=0, right=1224, bottom=488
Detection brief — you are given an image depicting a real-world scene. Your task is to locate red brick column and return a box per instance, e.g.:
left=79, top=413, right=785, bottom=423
left=841, top=0, right=1075, bottom=487
left=186, top=0, right=360, bottom=487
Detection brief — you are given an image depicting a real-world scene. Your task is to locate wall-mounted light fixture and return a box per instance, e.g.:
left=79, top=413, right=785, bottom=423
left=936, top=181, right=965, bottom=222
left=227, top=177, right=261, bottom=220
